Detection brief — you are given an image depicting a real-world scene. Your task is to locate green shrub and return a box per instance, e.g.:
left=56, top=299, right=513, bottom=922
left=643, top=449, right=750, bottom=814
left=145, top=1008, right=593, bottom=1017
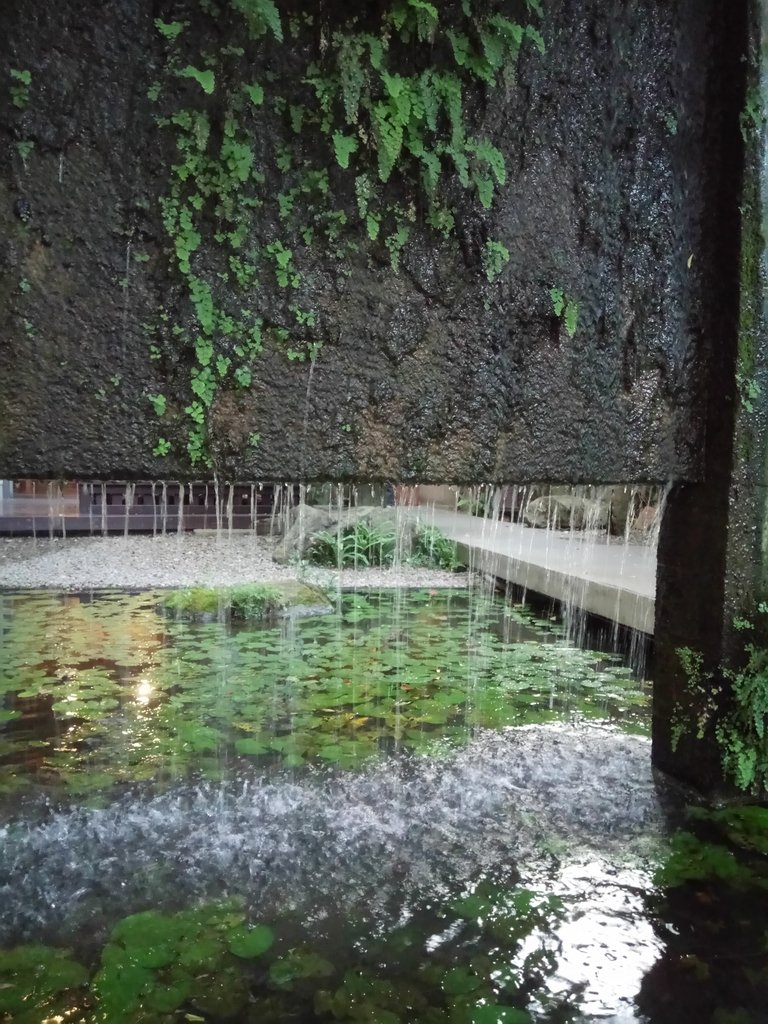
left=229, top=584, right=285, bottom=619
left=674, top=607, right=768, bottom=792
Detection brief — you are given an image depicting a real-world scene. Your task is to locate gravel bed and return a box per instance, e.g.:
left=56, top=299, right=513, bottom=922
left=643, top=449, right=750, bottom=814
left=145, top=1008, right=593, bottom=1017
left=0, top=534, right=470, bottom=592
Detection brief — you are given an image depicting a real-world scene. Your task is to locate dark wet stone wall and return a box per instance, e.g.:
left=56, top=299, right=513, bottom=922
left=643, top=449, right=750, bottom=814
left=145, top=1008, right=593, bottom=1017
left=0, top=0, right=735, bottom=482
left=653, top=0, right=759, bottom=795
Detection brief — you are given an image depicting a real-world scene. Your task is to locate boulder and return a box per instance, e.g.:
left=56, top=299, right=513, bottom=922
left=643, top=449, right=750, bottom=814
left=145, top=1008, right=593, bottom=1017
left=523, top=495, right=609, bottom=531
left=271, top=504, right=336, bottom=563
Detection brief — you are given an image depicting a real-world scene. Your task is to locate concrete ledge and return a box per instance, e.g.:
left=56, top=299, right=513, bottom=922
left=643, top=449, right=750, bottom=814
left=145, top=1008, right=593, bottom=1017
left=413, top=509, right=656, bottom=635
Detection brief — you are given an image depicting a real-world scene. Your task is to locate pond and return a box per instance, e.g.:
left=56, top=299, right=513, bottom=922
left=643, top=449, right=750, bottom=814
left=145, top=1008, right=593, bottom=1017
left=0, top=587, right=766, bottom=1023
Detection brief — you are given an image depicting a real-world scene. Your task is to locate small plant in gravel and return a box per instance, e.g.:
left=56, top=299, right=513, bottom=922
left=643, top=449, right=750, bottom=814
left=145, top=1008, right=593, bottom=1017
left=411, top=526, right=466, bottom=572
left=308, top=522, right=465, bottom=572
left=309, top=521, right=398, bottom=568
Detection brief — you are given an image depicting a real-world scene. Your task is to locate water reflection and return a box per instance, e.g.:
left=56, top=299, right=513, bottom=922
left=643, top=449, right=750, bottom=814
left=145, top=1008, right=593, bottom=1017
left=0, top=588, right=649, bottom=805
left=4, top=586, right=758, bottom=1022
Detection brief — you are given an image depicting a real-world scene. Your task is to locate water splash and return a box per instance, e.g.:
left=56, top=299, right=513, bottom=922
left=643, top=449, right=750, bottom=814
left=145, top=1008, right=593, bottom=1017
left=0, top=724, right=662, bottom=946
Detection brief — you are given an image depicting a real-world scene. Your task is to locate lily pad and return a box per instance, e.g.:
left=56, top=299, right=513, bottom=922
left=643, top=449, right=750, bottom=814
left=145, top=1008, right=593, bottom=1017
left=442, top=966, right=485, bottom=995
left=234, top=737, right=270, bottom=755
left=91, top=960, right=154, bottom=1018
left=270, top=948, right=335, bottom=988
left=228, top=923, right=275, bottom=958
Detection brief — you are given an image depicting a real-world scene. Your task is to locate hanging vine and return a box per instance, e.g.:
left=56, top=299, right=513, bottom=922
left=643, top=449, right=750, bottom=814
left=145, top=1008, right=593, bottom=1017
left=144, top=0, right=547, bottom=466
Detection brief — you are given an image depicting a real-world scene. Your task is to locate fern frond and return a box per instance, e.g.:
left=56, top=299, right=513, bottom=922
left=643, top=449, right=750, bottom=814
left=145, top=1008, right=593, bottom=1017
left=434, top=73, right=464, bottom=148
left=468, top=138, right=506, bottom=185
left=564, top=300, right=579, bottom=337
left=525, top=24, right=546, bottom=54
left=362, top=33, right=385, bottom=70
left=355, top=173, right=373, bottom=218
left=372, top=104, right=404, bottom=181
left=418, top=70, right=439, bottom=132
left=333, top=132, right=359, bottom=169
left=473, top=173, right=494, bottom=209
left=448, top=31, right=472, bottom=68
left=486, top=14, right=523, bottom=64
left=409, top=0, right=439, bottom=42
left=230, top=0, right=282, bottom=41
left=421, top=150, right=441, bottom=196
left=338, top=35, right=366, bottom=123
left=479, top=29, right=505, bottom=74
left=442, top=143, right=469, bottom=186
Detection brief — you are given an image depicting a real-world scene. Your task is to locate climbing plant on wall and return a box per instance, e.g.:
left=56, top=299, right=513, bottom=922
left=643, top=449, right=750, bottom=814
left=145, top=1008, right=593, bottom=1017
left=673, top=605, right=768, bottom=792
left=145, top=0, right=547, bottom=466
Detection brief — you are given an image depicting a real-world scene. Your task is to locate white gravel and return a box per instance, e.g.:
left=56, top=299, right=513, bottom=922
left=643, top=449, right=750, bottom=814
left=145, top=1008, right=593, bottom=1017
left=0, top=534, right=470, bottom=592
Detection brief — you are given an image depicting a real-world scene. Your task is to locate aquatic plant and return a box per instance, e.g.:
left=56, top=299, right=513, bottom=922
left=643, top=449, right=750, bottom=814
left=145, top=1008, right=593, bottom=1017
left=0, top=588, right=648, bottom=799
left=91, top=902, right=271, bottom=1020
left=644, top=811, right=768, bottom=1024
left=0, top=880, right=575, bottom=1023
left=0, top=944, right=88, bottom=1022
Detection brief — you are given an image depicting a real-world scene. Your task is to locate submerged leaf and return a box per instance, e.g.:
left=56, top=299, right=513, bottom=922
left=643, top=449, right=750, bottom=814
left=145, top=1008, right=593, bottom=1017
left=228, top=924, right=274, bottom=958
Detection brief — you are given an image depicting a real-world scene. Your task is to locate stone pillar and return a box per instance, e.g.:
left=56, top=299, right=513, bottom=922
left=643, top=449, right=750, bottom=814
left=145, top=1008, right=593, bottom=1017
left=653, top=0, right=768, bottom=793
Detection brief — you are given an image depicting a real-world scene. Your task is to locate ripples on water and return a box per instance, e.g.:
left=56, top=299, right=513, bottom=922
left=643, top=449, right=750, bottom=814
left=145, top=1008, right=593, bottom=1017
left=1, top=724, right=663, bottom=1022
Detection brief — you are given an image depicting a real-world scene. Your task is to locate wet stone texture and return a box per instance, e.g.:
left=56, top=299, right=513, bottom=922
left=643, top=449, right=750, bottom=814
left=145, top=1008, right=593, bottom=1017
left=0, top=0, right=731, bottom=482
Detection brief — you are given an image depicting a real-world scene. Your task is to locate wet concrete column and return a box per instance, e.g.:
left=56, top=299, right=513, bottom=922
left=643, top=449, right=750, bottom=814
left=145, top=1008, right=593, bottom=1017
left=653, top=0, right=768, bottom=794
